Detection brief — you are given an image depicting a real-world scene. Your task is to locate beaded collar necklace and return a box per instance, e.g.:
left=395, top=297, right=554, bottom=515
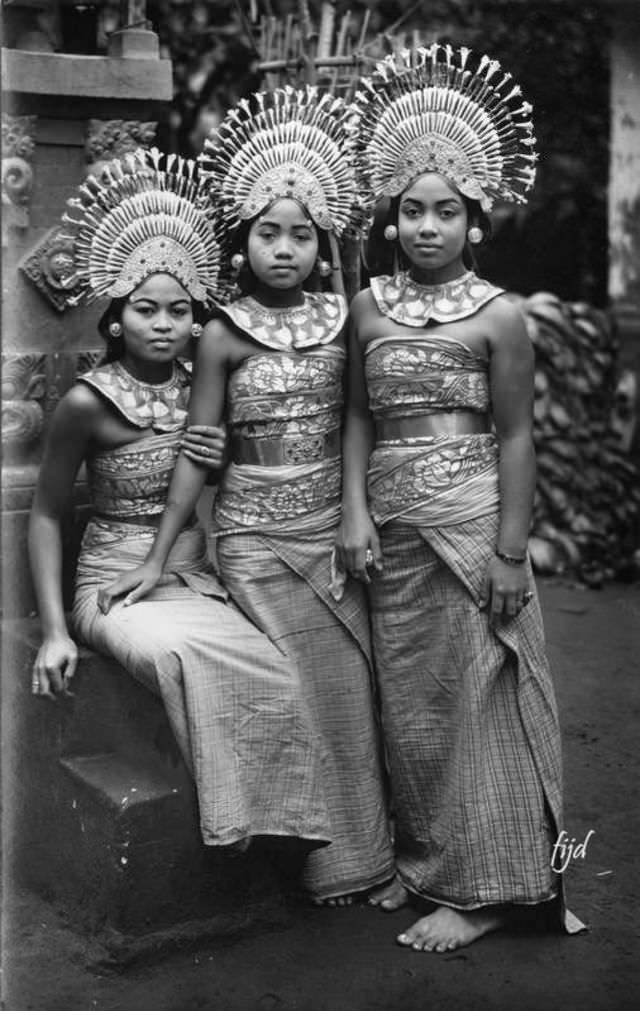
left=218, top=292, right=347, bottom=351
left=370, top=270, right=504, bottom=327
left=80, top=360, right=191, bottom=432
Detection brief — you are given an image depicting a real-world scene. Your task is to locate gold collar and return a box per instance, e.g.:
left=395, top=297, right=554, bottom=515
left=79, top=360, right=191, bottom=432
left=219, top=292, right=347, bottom=351
left=370, top=271, right=504, bottom=327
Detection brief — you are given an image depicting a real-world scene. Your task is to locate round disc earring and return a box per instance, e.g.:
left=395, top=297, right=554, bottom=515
left=191, top=323, right=203, bottom=338
left=467, top=226, right=484, bottom=245
left=383, top=224, right=398, bottom=242
left=108, top=322, right=123, bottom=338
left=317, top=259, right=332, bottom=277
left=231, top=252, right=245, bottom=272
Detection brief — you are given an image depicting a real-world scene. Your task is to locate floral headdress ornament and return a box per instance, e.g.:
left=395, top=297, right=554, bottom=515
left=198, top=85, right=364, bottom=241
left=349, top=44, right=538, bottom=214
left=60, top=147, right=222, bottom=306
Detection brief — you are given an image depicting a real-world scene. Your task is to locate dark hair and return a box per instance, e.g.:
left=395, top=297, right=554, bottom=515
left=228, top=200, right=334, bottom=296
left=97, top=287, right=206, bottom=364
left=363, top=184, right=492, bottom=281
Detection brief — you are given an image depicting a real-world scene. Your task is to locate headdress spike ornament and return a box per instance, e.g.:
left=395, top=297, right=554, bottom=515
left=59, top=147, right=223, bottom=307
left=198, top=85, right=363, bottom=242
left=349, top=44, right=537, bottom=213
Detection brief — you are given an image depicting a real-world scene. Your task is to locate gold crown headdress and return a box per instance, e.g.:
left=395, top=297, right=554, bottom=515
left=61, top=147, right=221, bottom=306
left=198, top=85, right=362, bottom=238
left=349, top=44, right=538, bottom=212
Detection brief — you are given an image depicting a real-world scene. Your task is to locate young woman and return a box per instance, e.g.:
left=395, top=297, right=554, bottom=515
left=99, top=92, right=394, bottom=905
left=29, top=148, right=332, bottom=853
left=338, top=46, right=582, bottom=950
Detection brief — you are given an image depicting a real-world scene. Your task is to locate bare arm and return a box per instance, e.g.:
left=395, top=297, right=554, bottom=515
left=482, top=298, right=536, bottom=618
left=338, top=291, right=382, bottom=580
left=97, top=322, right=229, bottom=611
left=28, top=386, right=96, bottom=697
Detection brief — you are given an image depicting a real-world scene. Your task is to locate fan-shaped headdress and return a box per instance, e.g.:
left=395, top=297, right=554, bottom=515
left=60, top=147, right=222, bottom=306
left=198, top=85, right=362, bottom=238
left=349, top=44, right=538, bottom=212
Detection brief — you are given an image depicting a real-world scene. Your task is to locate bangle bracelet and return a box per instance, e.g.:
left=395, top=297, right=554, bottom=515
left=495, top=549, right=526, bottom=566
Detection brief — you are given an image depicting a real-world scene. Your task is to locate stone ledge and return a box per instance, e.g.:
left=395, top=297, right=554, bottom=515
left=1, top=49, right=172, bottom=102
left=2, top=618, right=286, bottom=937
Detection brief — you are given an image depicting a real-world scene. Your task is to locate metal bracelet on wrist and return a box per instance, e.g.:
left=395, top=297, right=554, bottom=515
left=495, top=549, right=526, bottom=566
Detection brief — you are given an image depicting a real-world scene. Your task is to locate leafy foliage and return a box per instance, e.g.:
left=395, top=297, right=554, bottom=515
left=96, top=1, right=609, bottom=304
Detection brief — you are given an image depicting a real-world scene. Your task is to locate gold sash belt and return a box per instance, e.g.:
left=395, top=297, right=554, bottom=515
left=230, top=429, right=341, bottom=466
left=376, top=411, right=489, bottom=442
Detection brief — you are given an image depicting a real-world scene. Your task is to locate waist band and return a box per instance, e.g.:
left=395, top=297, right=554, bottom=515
left=230, top=429, right=341, bottom=466
left=376, top=412, right=489, bottom=443
left=93, top=511, right=198, bottom=529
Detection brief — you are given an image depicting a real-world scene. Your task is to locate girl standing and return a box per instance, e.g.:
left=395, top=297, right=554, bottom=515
left=340, top=46, right=581, bottom=949
left=30, top=149, right=331, bottom=853
left=102, top=94, right=394, bottom=903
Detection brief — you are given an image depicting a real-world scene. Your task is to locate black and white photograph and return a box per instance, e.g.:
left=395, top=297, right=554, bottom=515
left=1, top=2, right=639, bottom=1009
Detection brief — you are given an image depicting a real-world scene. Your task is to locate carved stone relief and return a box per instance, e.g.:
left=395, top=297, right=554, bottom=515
left=1, top=351, right=104, bottom=468
left=18, top=227, right=80, bottom=312
left=2, top=115, right=37, bottom=246
left=86, top=119, right=157, bottom=176
left=1, top=353, right=47, bottom=451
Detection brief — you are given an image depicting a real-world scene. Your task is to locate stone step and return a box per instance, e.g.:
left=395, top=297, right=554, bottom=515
left=2, top=618, right=285, bottom=940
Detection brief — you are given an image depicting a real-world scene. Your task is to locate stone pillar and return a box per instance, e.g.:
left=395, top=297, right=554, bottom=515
left=1, top=28, right=172, bottom=618
left=609, top=3, right=640, bottom=375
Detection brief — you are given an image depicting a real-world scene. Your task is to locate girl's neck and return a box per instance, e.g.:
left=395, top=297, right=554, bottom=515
left=118, top=355, right=175, bottom=385
left=407, top=260, right=469, bottom=287
left=251, top=283, right=306, bottom=309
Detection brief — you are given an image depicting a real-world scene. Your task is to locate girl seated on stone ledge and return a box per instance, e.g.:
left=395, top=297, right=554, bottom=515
left=28, top=148, right=332, bottom=858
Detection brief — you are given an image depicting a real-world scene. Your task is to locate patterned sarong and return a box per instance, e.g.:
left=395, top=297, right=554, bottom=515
left=72, top=518, right=332, bottom=849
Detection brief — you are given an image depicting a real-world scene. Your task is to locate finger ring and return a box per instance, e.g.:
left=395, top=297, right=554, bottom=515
left=523, top=590, right=533, bottom=603
left=365, top=549, right=374, bottom=566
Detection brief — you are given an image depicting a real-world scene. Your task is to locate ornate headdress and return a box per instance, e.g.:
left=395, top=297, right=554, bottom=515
left=60, top=147, right=221, bottom=306
left=349, top=44, right=538, bottom=212
left=198, top=85, right=362, bottom=238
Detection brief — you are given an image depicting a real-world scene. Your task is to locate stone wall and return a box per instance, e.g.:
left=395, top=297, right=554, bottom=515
left=1, top=37, right=172, bottom=618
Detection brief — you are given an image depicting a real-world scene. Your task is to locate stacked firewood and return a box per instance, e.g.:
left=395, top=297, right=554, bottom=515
left=522, top=292, right=639, bottom=585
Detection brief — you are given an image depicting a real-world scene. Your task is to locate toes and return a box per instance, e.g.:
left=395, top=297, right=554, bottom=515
left=397, top=932, right=413, bottom=947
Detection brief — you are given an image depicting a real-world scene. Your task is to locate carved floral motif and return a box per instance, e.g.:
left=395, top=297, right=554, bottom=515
left=1, top=354, right=47, bottom=449
left=18, top=227, right=80, bottom=311
left=86, top=119, right=156, bottom=175
left=2, top=115, right=37, bottom=244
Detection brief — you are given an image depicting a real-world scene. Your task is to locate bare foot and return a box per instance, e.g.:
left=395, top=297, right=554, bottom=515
left=397, top=905, right=505, bottom=952
left=312, top=894, right=356, bottom=908
left=368, top=877, right=409, bottom=912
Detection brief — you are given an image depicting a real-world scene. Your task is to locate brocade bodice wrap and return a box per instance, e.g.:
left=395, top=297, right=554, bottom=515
left=214, top=346, right=345, bottom=532
left=365, top=335, right=490, bottom=421
left=77, top=360, right=191, bottom=518
left=226, top=346, right=344, bottom=441
left=365, top=336, right=499, bottom=527
left=87, top=431, right=181, bottom=518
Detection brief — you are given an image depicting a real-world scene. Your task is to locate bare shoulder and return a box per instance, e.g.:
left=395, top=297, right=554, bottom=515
left=349, top=288, right=379, bottom=343
left=350, top=287, right=376, bottom=320
left=483, top=294, right=530, bottom=352
left=202, top=315, right=235, bottom=345
left=56, top=381, right=105, bottom=426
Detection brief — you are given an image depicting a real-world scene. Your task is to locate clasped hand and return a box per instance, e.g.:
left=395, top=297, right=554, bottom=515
left=479, top=555, right=531, bottom=622
left=180, top=424, right=226, bottom=467
left=335, top=511, right=383, bottom=584
left=32, top=634, right=77, bottom=699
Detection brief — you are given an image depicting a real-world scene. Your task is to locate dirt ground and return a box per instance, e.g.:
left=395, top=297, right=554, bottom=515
left=3, top=579, right=640, bottom=1011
